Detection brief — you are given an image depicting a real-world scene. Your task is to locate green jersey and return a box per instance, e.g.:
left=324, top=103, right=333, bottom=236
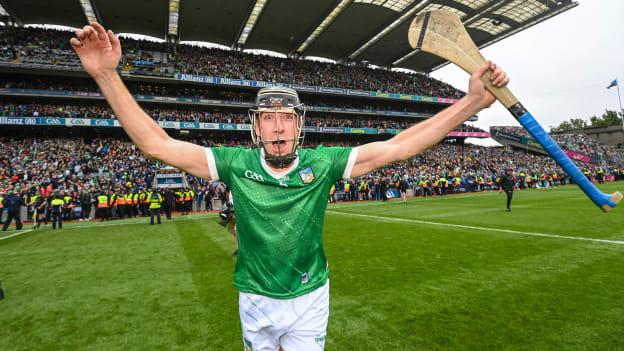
left=208, top=145, right=356, bottom=298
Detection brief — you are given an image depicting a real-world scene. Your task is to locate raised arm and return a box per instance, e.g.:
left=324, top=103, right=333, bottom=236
left=70, top=22, right=211, bottom=180
left=350, top=61, right=509, bottom=178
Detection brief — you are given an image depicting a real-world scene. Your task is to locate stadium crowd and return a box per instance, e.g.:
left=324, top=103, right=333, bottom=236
left=491, top=126, right=624, bottom=162
left=2, top=136, right=622, bottom=228
left=0, top=26, right=464, bottom=98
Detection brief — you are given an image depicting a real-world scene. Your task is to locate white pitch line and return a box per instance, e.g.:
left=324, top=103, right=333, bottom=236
left=0, top=229, right=34, bottom=241
left=327, top=211, right=624, bottom=246
left=328, top=193, right=497, bottom=210
left=63, top=214, right=218, bottom=230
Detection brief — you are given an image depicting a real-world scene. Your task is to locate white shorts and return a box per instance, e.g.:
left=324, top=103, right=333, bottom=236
left=239, top=280, right=329, bottom=351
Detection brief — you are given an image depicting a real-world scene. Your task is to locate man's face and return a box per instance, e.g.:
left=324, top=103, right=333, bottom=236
left=255, top=110, right=298, bottom=157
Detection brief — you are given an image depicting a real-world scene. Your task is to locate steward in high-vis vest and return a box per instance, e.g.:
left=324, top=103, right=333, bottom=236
left=50, top=194, right=65, bottom=230
left=183, top=188, right=194, bottom=215
left=0, top=189, right=5, bottom=223
left=132, top=191, right=140, bottom=217
left=62, top=192, right=73, bottom=221
left=147, top=190, right=163, bottom=225
left=139, top=190, right=149, bottom=217
left=175, top=190, right=183, bottom=212
left=124, top=191, right=134, bottom=218
left=96, top=192, right=110, bottom=221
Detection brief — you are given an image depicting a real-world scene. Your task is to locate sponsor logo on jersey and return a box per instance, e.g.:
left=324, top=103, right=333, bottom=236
left=298, top=166, right=315, bottom=184
left=244, top=337, right=253, bottom=351
left=315, top=335, right=326, bottom=348
left=245, top=170, right=265, bottom=182
left=301, top=272, right=309, bottom=284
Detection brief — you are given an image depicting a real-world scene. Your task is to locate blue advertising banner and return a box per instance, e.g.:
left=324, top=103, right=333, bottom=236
left=174, top=74, right=459, bottom=105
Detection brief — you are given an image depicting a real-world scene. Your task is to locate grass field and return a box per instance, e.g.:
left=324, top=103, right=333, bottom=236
left=1, top=183, right=623, bottom=350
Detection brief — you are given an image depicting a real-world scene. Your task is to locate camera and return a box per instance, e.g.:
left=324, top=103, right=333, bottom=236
left=218, top=202, right=235, bottom=227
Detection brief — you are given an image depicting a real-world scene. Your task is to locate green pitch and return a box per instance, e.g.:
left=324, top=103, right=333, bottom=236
left=1, top=183, right=623, bottom=350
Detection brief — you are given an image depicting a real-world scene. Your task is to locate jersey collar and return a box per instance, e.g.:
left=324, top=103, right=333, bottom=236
left=259, top=148, right=299, bottom=179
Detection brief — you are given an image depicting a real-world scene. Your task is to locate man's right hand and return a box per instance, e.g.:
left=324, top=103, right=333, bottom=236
left=70, top=22, right=121, bottom=80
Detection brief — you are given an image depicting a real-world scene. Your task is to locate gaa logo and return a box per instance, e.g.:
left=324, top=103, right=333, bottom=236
left=244, top=170, right=264, bottom=182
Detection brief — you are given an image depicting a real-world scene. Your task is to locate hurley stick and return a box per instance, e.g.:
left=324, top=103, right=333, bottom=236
left=408, top=11, right=622, bottom=212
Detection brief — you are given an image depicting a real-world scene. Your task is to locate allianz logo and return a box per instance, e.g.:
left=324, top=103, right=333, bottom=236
left=244, top=170, right=264, bottom=182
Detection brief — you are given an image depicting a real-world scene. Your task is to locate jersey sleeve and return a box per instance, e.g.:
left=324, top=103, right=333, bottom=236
left=205, top=146, right=243, bottom=185
left=321, top=146, right=359, bottom=183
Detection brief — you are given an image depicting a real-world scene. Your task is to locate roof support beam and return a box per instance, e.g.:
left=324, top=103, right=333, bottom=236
left=234, top=0, right=268, bottom=49
left=79, top=0, right=101, bottom=24
left=390, top=0, right=509, bottom=68
left=293, top=0, right=353, bottom=56
left=0, top=0, right=22, bottom=26
left=347, top=0, right=431, bottom=61
left=167, top=0, right=180, bottom=41
left=428, top=1, right=578, bottom=72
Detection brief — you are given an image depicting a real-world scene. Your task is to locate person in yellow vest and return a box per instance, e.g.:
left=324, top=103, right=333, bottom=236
left=596, top=167, right=605, bottom=184
left=439, top=176, right=448, bottom=195
left=124, top=191, right=134, bottom=218
left=432, top=178, right=440, bottom=196
left=147, top=189, right=163, bottom=225
left=183, top=188, right=194, bottom=215
left=478, top=176, right=485, bottom=192
left=132, top=191, right=140, bottom=217
left=62, top=191, right=73, bottom=221
left=27, top=194, right=39, bottom=228
left=452, top=176, right=461, bottom=193
left=358, top=180, right=366, bottom=201
left=116, top=191, right=126, bottom=219
left=142, top=189, right=151, bottom=217
left=96, top=192, right=110, bottom=221
left=50, top=192, right=65, bottom=230
left=30, top=191, right=49, bottom=229
left=0, top=189, right=5, bottom=223
left=175, top=190, right=183, bottom=212
left=518, top=171, right=526, bottom=189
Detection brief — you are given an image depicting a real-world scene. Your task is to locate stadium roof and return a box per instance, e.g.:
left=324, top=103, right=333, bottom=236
left=0, top=0, right=578, bottom=72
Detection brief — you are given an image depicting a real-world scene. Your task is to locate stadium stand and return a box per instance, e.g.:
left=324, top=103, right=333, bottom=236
left=0, top=26, right=464, bottom=98
left=1, top=20, right=622, bottom=223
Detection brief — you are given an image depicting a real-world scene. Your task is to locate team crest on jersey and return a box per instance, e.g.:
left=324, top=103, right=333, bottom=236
left=299, top=166, right=315, bottom=184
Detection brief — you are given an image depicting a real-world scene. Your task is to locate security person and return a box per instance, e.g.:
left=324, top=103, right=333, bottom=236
left=498, top=168, right=519, bottom=212
left=147, top=189, right=163, bottom=225
left=183, top=188, right=194, bottom=214
left=63, top=191, right=73, bottom=220
left=175, top=189, right=183, bottom=212
left=596, top=167, right=605, bottom=184
left=50, top=192, right=65, bottom=230
left=124, top=190, right=134, bottom=218
left=163, top=189, right=175, bottom=220
left=96, top=191, right=110, bottom=221
left=2, top=189, right=25, bottom=231
left=0, top=189, right=5, bottom=223
left=33, top=192, right=49, bottom=228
